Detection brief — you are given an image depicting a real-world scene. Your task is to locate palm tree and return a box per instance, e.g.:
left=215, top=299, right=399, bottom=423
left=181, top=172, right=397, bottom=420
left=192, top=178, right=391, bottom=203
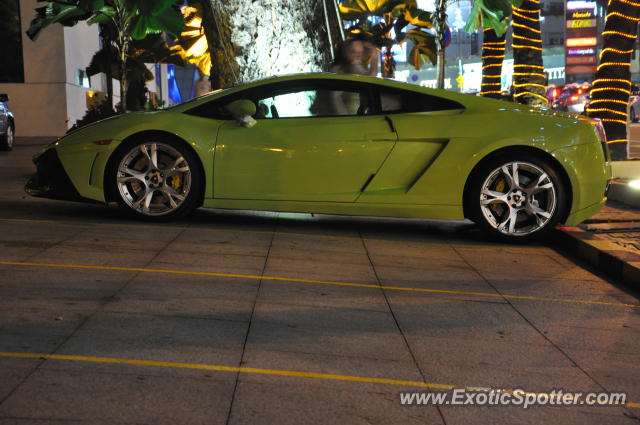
left=196, top=0, right=330, bottom=89
left=339, top=0, right=438, bottom=78
left=27, top=0, right=185, bottom=111
left=464, top=0, right=518, bottom=98
left=510, top=0, right=547, bottom=106
left=587, top=0, right=640, bottom=160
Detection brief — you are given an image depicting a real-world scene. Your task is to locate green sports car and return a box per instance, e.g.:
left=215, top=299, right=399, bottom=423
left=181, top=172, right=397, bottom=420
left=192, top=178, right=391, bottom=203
left=26, top=73, right=611, bottom=240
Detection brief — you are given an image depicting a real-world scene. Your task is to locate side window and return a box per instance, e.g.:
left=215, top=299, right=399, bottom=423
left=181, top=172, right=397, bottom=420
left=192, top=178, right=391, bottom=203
left=378, top=89, right=464, bottom=113
left=255, top=88, right=370, bottom=119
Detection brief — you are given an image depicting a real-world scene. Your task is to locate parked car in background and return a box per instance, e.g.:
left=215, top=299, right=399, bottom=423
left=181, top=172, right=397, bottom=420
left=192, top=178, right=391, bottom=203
left=0, top=94, right=15, bottom=151
left=628, top=85, right=640, bottom=123
left=551, top=83, right=591, bottom=114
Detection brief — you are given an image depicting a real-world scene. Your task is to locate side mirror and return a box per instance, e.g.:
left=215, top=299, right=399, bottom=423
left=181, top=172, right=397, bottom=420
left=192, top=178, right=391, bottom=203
left=225, top=99, right=257, bottom=128
left=0, top=94, right=9, bottom=102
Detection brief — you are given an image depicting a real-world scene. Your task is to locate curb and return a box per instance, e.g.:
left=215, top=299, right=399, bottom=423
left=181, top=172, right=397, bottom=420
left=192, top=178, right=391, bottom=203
left=555, top=227, right=640, bottom=287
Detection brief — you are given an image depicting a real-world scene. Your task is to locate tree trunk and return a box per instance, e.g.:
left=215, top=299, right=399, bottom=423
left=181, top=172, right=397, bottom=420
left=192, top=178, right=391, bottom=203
left=201, top=0, right=330, bottom=90
left=435, top=0, right=447, bottom=89
left=587, top=0, right=640, bottom=160
left=511, top=0, right=547, bottom=107
left=480, top=28, right=506, bottom=99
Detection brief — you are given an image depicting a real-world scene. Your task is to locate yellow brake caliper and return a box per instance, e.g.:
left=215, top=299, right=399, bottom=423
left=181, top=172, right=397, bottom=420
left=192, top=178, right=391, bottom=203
left=170, top=174, right=182, bottom=192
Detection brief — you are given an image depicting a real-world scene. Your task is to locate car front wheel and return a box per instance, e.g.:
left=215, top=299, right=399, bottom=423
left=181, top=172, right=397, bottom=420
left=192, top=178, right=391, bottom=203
left=467, top=155, right=569, bottom=241
left=107, top=138, right=203, bottom=221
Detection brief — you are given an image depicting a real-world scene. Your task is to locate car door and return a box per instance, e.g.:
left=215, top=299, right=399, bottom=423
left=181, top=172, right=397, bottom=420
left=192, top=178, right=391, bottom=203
left=213, top=81, right=397, bottom=202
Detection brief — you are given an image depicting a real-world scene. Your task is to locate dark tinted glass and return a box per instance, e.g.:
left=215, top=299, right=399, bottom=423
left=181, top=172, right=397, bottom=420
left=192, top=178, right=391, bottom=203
left=0, top=0, right=25, bottom=83
left=378, top=89, right=464, bottom=113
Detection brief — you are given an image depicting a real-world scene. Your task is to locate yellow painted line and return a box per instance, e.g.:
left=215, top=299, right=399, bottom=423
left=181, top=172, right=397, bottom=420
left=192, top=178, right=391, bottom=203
left=0, top=261, right=638, bottom=309
left=0, top=352, right=638, bottom=409
left=0, top=217, right=551, bottom=253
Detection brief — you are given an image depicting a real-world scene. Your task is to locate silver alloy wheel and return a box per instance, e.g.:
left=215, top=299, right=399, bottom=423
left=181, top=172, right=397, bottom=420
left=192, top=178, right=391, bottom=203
left=116, top=142, right=191, bottom=216
left=6, top=125, right=13, bottom=148
left=479, top=161, right=557, bottom=237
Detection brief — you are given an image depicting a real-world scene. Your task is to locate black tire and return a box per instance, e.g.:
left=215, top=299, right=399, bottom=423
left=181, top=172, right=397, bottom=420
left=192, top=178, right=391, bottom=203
left=106, top=136, right=204, bottom=221
left=466, top=152, right=569, bottom=242
left=0, top=122, right=14, bottom=151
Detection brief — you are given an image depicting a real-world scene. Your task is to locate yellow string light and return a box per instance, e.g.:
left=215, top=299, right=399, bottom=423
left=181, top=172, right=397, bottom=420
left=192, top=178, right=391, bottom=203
left=512, top=6, right=538, bottom=13
left=513, top=72, right=546, bottom=77
left=600, top=47, right=634, bottom=57
left=483, top=42, right=507, bottom=46
left=514, top=91, right=548, bottom=102
left=586, top=108, right=628, bottom=117
left=482, top=55, right=506, bottom=59
left=613, top=0, right=640, bottom=7
left=607, top=139, right=628, bottom=143
left=590, top=87, right=631, bottom=94
left=592, top=78, right=632, bottom=85
left=480, top=91, right=503, bottom=95
left=483, top=75, right=502, bottom=78
left=513, top=82, right=547, bottom=89
left=513, top=10, right=540, bottom=22
left=589, top=99, right=630, bottom=106
left=597, top=62, right=631, bottom=71
left=482, top=64, right=504, bottom=69
left=512, top=43, right=543, bottom=50
left=601, top=118, right=628, bottom=125
left=512, top=34, right=543, bottom=43
left=602, top=30, right=636, bottom=39
left=483, top=46, right=506, bottom=50
left=482, top=82, right=502, bottom=86
left=511, top=22, right=542, bottom=34
left=514, top=64, right=545, bottom=69
left=605, top=11, right=640, bottom=21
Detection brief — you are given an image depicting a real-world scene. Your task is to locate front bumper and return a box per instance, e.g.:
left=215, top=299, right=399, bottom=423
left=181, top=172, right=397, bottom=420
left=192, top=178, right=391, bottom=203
left=25, top=148, right=98, bottom=203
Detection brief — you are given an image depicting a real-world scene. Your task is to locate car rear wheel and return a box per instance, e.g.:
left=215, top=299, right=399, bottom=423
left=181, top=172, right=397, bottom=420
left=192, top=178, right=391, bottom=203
left=0, top=123, right=14, bottom=151
left=107, top=138, right=203, bottom=221
left=467, top=154, right=569, bottom=241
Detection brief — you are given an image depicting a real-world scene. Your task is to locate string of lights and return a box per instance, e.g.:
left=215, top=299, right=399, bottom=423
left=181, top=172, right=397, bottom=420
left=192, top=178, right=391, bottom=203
left=589, top=99, right=630, bottom=106
left=512, top=10, right=540, bottom=22
left=512, top=34, right=543, bottom=43
left=602, top=30, right=636, bottom=38
left=586, top=107, right=629, bottom=117
left=590, top=87, right=632, bottom=95
left=512, top=22, right=542, bottom=34
left=512, top=43, right=543, bottom=50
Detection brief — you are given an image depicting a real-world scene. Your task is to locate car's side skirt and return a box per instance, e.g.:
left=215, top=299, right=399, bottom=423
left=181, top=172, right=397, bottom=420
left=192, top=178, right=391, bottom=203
left=202, top=199, right=464, bottom=221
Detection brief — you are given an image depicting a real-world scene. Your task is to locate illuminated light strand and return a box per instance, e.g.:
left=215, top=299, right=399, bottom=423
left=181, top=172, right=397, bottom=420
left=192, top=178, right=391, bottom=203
left=592, top=78, right=632, bottom=85
left=605, top=11, right=640, bottom=22
left=514, top=64, right=545, bottom=69
left=512, top=6, right=538, bottom=13
left=528, top=0, right=540, bottom=4
left=512, top=43, right=543, bottom=50
left=602, top=30, right=636, bottom=39
left=511, top=22, right=542, bottom=34
left=512, top=34, right=543, bottom=43
left=482, top=75, right=502, bottom=78
left=482, top=83, right=502, bottom=86
left=600, top=47, right=634, bottom=58
left=512, top=10, right=540, bottom=22
left=586, top=108, right=629, bottom=117
left=601, top=118, right=629, bottom=125
left=513, top=72, right=546, bottom=77
left=589, top=99, right=630, bottom=106
left=590, top=87, right=631, bottom=94
left=514, top=91, right=549, bottom=102
left=480, top=91, right=503, bottom=95
left=614, top=0, right=640, bottom=7
left=482, top=55, right=506, bottom=59
left=483, top=46, right=506, bottom=51
left=607, top=139, right=628, bottom=143
left=597, top=62, right=632, bottom=71
left=483, top=41, right=507, bottom=45
left=482, top=64, right=504, bottom=69
left=513, top=82, right=547, bottom=89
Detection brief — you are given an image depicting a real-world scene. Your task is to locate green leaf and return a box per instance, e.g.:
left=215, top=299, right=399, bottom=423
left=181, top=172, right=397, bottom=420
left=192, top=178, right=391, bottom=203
left=408, top=42, right=437, bottom=69
left=86, top=5, right=116, bottom=24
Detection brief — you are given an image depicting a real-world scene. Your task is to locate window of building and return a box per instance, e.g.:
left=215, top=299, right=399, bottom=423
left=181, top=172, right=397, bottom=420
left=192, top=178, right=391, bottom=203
left=0, top=0, right=25, bottom=83
left=77, top=69, right=91, bottom=88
